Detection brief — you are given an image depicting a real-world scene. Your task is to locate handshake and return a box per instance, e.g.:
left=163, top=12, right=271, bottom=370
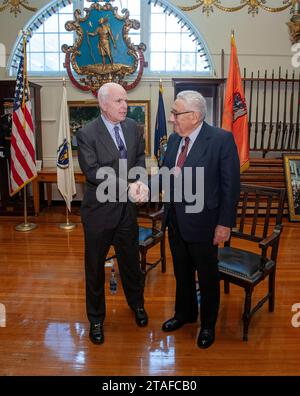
left=128, top=180, right=149, bottom=203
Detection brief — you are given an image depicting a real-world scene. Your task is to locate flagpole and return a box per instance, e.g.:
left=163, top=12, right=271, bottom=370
left=15, top=184, right=38, bottom=231
left=58, top=77, right=76, bottom=230
left=59, top=204, right=76, bottom=230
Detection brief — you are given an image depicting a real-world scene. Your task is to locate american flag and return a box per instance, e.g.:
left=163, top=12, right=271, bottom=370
left=10, top=37, right=37, bottom=196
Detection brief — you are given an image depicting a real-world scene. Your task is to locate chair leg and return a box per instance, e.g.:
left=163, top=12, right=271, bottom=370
left=224, top=280, right=230, bottom=294
left=242, top=288, right=253, bottom=341
left=268, top=269, right=276, bottom=312
left=160, top=237, right=166, bottom=273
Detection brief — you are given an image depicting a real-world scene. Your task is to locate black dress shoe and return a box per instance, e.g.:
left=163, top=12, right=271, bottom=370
left=134, top=307, right=148, bottom=327
left=197, top=329, right=215, bottom=349
left=162, top=317, right=185, bottom=332
left=89, top=323, right=104, bottom=344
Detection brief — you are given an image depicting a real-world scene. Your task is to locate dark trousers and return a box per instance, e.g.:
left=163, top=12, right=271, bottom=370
left=168, top=211, right=220, bottom=330
left=83, top=206, right=145, bottom=324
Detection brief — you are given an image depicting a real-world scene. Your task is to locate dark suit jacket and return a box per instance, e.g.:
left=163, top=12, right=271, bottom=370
left=77, top=116, right=145, bottom=230
left=162, top=121, right=240, bottom=243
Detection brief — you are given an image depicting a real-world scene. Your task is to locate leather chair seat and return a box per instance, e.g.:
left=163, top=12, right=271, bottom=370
left=139, top=227, right=163, bottom=246
left=218, top=246, right=275, bottom=283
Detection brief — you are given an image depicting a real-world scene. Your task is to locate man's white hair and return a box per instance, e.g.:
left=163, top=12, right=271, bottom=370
left=97, top=82, right=125, bottom=104
left=176, top=90, right=207, bottom=121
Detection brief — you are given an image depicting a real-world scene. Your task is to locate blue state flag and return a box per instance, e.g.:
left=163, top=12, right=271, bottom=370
left=154, top=82, right=167, bottom=167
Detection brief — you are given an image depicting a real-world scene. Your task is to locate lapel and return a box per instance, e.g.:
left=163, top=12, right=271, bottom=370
left=96, top=116, right=120, bottom=158
left=184, top=121, right=212, bottom=167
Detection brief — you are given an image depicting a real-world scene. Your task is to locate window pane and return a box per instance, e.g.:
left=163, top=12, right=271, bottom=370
left=45, top=53, right=59, bottom=71
left=44, top=15, right=59, bottom=33
left=151, top=33, right=165, bottom=51
left=181, top=34, right=197, bottom=52
left=35, top=24, right=44, bottom=34
left=60, top=33, right=74, bottom=47
left=59, top=53, right=67, bottom=71
left=166, top=14, right=181, bottom=33
left=181, top=53, right=195, bottom=71
left=196, top=56, right=208, bottom=72
left=151, top=52, right=165, bottom=71
left=44, top=34, right=59, bottom=52
left=166, top=53, right=180, bottom=71
left=151, top=14, right=165, bottom=32
left=166, top=33, right=180, bottom=52
left=129, top=33, right=141, bottom=45
left=181, top=25, right=190, bottom=34
left=151, top=4, right=162, bottom=14
left=59, top=13, right=72, bottom=32
left=29, top=34, right=44, bottom=52
left=126, top=0, right=140, bottom=14
left=30, top=53, right=44, bottom=71
left=60, top=4, right=73, bottom=14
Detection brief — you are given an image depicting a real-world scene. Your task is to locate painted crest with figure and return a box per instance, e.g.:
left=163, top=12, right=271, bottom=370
left=62, top=0, right=146, bottom=93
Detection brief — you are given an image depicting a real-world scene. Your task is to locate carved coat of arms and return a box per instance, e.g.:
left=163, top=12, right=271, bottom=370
left=62, top=1, right=146, bottom=93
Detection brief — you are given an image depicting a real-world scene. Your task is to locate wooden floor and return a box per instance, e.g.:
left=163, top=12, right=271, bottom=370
left=0, top=206, right=300, bottom=376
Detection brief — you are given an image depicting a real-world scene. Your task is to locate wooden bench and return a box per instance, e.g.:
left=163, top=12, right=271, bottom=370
left=241, top=158, right=285, bottom=188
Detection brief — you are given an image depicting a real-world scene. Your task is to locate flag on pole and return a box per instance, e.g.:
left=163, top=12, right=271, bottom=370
left=154, top=81, right=167, bottom=167
left=10, top=34, right=37, bottom=196
left=222, top=32, right=249, bottom=173
left=56, top=82, right=76, bottom=211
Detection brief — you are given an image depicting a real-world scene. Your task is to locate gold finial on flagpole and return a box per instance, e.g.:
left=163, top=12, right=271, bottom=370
left=159, top=78, right=163, bottom=92
left=59, top=204, right=76, bottom=230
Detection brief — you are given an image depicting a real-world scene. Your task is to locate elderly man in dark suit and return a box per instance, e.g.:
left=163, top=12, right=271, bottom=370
left=77, top=82, right=148, bottom=345
left=160, top=90, right=240, bottom=348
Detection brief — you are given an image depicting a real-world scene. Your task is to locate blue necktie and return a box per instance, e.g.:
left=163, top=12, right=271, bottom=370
left=114, top=125, right=127, bottom=159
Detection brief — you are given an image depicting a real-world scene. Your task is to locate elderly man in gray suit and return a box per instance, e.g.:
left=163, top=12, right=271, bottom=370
left=77, top=82, right=148, bottom=345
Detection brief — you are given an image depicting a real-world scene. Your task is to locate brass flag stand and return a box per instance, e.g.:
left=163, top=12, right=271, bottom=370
left=15, top=184, right=37, bottom=232
left=59, top=204, right=76, bottom=230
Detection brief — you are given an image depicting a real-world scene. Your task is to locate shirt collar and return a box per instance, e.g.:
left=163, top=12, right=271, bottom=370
left=180, top=121, right=203, bottom=145
left=101, top=114, right=120, bottom=132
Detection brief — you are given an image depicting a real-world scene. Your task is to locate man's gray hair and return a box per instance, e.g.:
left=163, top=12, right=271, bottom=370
left=97, top=82, right=122, bottom=104
left=176, top=90, right=207, bottom=120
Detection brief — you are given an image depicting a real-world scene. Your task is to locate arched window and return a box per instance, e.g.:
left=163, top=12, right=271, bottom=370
left=8, top=0, right=213, bottom=76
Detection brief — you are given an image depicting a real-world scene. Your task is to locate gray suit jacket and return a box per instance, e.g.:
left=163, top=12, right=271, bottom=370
left=77, top=116, right=145, bottom=230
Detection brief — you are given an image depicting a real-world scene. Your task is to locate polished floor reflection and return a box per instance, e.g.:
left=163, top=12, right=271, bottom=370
left=0, top=208, right=300, bottom=375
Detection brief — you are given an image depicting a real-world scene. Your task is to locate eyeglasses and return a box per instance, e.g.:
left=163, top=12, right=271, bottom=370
left=170, top=110, right=194, bottom=118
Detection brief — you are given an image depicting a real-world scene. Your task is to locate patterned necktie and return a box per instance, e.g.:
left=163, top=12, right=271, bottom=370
left=114, top=125, right=127, bottom=159
left=176, top=137, right=190, bottom=168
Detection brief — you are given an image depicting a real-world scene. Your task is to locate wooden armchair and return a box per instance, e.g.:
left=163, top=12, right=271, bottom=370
left=218, top=184, right=286, bottom=341
left=137, top=203, right=166, bottom=275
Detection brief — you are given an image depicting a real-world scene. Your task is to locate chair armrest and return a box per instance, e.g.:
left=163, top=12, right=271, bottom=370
left=259, top=225, right=282, bottom=249
left=147, top=208, right=164, bottom=220
left=138, top=208, right=164, bottom=221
